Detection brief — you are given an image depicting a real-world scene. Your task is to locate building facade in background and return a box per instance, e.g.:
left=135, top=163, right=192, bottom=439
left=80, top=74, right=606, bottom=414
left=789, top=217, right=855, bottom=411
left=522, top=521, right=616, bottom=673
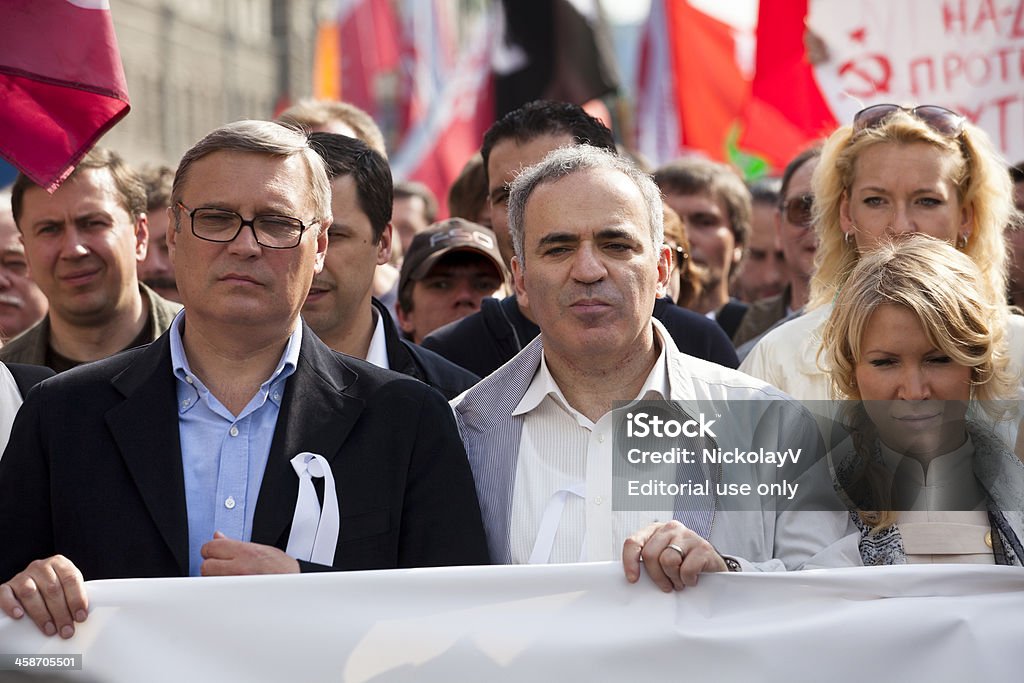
left=102, top=0, right=319, bottom=169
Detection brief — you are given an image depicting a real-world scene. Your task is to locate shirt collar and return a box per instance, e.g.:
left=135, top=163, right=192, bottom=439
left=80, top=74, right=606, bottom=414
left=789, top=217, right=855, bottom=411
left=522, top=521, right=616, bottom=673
left=170, top=310, right=301, bottom=406
left=880, top=432, right=974, bottom=485
left=513, top=347, right=565, bottom=417
left=365, top=308, right=390, bottom=370
left=513, top=322, right=671, bottom=418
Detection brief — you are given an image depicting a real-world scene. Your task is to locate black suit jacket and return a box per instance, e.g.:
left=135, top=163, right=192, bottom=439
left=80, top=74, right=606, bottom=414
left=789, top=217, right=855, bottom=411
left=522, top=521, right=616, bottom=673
left=372, top=298, right=480, bottom=400
left=6, top=363, right=54, bottom=397
left=0, top=324, right=489, bottom=582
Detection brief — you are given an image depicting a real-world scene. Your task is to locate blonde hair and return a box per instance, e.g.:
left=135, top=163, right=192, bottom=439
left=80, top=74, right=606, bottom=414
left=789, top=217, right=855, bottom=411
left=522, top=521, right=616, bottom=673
left=277, top=99, right=387, bottom=159
left=821, top=234, right=1014, bottom=403
left=809, top=110, right=1015, bottom=311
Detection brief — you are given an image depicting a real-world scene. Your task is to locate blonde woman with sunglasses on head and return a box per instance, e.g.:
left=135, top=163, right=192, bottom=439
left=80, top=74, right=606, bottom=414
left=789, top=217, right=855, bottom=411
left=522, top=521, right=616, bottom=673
left=740, top=105, right=1024, bottom=402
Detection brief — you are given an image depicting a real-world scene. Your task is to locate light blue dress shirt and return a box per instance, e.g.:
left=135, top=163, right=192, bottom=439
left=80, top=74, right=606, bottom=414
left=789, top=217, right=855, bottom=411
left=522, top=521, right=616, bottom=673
left=169, top=311, right=301, bottom=576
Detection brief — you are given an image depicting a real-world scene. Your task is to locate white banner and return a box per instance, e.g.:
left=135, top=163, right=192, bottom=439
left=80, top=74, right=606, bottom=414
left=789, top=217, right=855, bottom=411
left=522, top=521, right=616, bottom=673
left=1, top=563, right=1023, bottom=682
left=809, top=0, right=1024, bottom=163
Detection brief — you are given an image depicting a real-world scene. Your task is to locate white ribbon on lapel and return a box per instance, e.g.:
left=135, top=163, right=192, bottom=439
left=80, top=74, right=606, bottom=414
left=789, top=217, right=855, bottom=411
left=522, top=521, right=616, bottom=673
left=529, top=483, right=587, bottom=564
left=285, top=452, right=340, bottom=566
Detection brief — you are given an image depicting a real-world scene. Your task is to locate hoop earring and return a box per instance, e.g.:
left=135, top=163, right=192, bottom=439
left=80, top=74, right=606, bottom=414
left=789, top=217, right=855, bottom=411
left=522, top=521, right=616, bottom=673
left=957, top=233, right=970, bottom=249
left=844, top=230, right=852, bottom=244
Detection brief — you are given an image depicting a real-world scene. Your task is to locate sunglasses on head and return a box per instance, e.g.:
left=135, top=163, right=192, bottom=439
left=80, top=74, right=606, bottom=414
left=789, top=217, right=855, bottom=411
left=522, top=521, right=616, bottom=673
left=781, top=194, right=814, bottom=229
left=852, top=104, right=966, bottom=137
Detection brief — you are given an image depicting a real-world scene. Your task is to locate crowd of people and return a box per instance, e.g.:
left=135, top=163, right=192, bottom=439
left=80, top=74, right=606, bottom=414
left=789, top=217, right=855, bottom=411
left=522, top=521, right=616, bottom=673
left=0, top=96, right=1023, bottom=640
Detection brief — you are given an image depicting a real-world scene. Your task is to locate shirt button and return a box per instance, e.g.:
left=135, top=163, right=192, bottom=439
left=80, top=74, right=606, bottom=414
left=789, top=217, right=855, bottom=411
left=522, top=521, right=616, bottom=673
left=181, top=398, right=190, bottom=408
left=594, top=497, right=603, bottom=505
left=272, top=392, right=281, bottom=402
left=597, top=435, right=605, bottom=444
left=225, top=496, right=236, bottom=509
left=985, top=531, right=993, bottom=549
left=186, top=376, right=194, bottom=385
left=229, top=426, right=239, bottom=437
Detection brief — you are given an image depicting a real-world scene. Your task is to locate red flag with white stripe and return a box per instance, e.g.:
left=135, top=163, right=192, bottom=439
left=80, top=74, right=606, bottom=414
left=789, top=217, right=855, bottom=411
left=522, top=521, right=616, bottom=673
left=396, top=0, right=456, bottom=138
left=0, top=0, right=130, bottom=192
left=390, top=7, right=495, bottom=218
left=738, top=0, right=837, bottom=167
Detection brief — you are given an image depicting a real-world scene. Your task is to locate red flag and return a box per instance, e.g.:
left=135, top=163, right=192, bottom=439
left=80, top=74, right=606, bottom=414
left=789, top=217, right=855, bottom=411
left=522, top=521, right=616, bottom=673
left=335, top=0, right=401, bottom=118
left=738, top=0, right=837, bottom=167
left=0, top=0, right=130, bottom=192
left=635, top=0, right=752, bottom=165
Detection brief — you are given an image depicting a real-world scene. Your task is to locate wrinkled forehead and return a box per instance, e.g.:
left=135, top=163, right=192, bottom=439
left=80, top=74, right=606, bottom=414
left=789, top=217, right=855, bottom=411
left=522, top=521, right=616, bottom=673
left=524, top=167, right=651, bottom=238
left=663, top=189, right=727, bottom=221
left=24, top=167, right=128, bottom=216
left=849, top=140, right=962, bottom=186
left=179, top=150, right=314, bottom=208
left=488, top=132, right=576, bottom=189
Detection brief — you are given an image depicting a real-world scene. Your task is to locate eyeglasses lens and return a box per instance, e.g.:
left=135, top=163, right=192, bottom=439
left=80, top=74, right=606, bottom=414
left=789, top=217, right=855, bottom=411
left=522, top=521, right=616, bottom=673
left=784, top=195, right=814, bottom=228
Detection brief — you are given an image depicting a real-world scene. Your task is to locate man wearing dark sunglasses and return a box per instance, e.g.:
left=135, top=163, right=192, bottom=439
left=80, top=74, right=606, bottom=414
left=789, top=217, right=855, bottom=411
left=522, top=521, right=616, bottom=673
left=733, top=147, right=821, bottom=350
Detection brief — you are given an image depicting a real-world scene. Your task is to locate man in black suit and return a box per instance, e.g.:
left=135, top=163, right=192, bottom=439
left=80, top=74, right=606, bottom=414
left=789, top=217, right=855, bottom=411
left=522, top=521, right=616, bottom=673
left=0, top=120, right=488, bottom=639
left=302, top=132, right=479, bottom=399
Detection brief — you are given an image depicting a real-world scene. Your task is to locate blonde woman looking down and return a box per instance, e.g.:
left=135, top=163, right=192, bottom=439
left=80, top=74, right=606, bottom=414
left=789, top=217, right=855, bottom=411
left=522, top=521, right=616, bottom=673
left=781, top=236, right=1024, bottom=567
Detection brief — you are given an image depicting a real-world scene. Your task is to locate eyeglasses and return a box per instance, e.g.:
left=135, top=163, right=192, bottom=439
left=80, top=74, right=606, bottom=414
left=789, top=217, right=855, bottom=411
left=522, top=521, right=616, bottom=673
left=852, top=104, right=966, bottom=138
left=176, top=202, right=314, bottom=249
left=780, top=194, right=814, bottom=229
left=667, top=244, right=688, bottom=273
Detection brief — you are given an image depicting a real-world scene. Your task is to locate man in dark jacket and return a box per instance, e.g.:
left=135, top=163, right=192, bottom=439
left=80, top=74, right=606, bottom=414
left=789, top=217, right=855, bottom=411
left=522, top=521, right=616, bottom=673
left=0, top=120, right=488, bottom=640
left=303, top=133, right=479, bottom=399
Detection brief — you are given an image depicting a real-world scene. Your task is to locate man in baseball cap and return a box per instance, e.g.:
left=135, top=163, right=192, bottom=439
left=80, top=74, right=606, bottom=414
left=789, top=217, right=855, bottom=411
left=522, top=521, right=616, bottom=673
left=396, top=218, right=506, bottom=344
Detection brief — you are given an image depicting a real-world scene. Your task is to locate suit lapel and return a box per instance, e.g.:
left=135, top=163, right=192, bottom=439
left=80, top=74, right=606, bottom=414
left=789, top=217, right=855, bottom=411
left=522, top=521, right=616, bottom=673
left=251, top=326, right=364, bottom=548
left=106, top=335, right=190, bottom=575
left=456, top=337, right=541, bottom=563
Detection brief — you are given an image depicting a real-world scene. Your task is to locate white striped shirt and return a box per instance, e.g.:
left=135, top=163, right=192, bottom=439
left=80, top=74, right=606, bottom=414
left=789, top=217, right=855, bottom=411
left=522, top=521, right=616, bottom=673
left=509, top=333, right=674, bottom=564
